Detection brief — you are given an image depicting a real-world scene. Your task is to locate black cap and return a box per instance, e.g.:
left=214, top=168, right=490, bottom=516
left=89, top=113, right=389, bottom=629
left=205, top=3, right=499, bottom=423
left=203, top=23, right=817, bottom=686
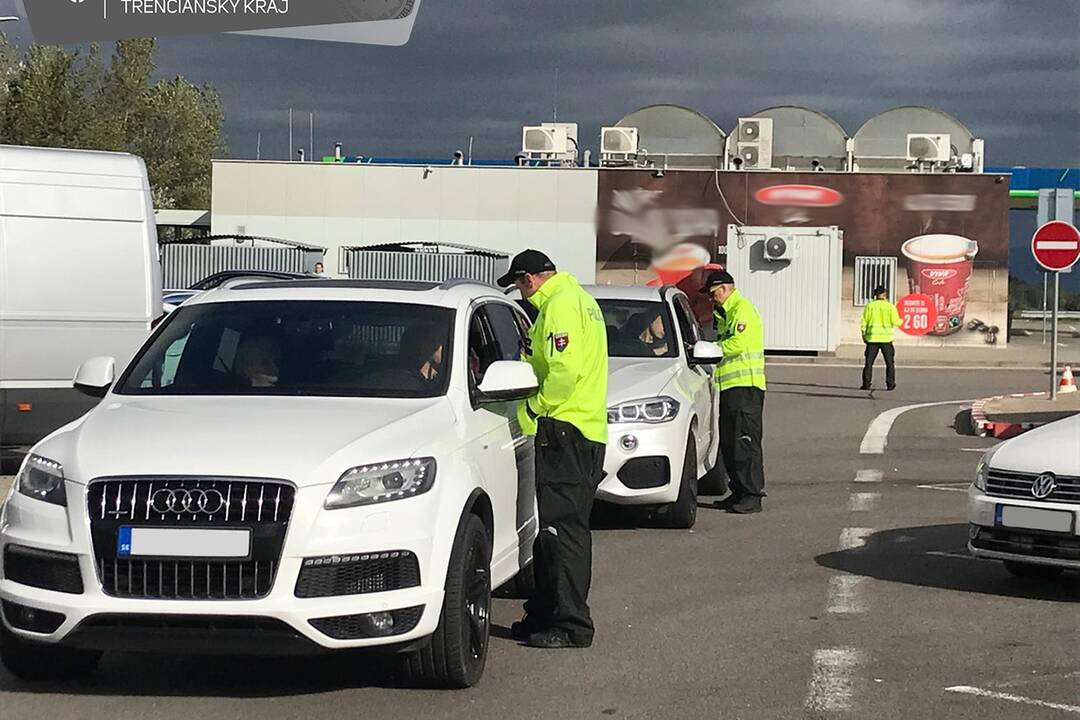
left=872, top=285, right=888, bottom=297
left=498, top=249, right=556, bottom=287
left=699, top=269, right=735, bottom=294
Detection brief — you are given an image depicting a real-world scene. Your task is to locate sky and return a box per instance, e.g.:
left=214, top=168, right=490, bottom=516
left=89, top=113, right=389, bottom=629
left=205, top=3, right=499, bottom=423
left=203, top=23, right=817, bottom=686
left=7, top=0, right=1076, bottom=167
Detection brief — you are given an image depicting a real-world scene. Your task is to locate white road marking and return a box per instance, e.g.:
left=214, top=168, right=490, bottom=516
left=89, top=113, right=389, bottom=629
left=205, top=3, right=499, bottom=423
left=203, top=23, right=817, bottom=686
left=805, top=648, right=863, bottom=713
left=945, top=685, right=1080, bottom=713
left=826, top=576, right=866, bottom=614
left=839, top=527, right=874, bottom=551
left=854, top=469, right=884, bottom=483
left=917, top=483, right=970, bottom=493
left=847, top=492, right=880, bottom=511
left=768, top=362, right=1046, bottom=371
left=859, top=400, right=975, bottom=454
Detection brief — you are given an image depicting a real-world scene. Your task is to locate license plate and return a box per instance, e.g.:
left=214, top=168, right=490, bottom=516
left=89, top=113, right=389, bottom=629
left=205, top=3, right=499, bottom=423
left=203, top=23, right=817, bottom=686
left=995, top=505, right=1074, bottom=534
left=117, top=527, right=251, bottom=558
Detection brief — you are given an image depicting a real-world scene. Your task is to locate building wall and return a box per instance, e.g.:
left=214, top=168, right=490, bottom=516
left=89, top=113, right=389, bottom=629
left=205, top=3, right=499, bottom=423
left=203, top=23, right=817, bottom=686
left=211, top=161, right=600, bottom=282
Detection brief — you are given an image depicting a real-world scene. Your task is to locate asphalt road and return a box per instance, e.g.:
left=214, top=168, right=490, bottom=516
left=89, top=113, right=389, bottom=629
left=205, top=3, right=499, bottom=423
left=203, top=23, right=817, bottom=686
left=2, top=364, right=1078, bottom=719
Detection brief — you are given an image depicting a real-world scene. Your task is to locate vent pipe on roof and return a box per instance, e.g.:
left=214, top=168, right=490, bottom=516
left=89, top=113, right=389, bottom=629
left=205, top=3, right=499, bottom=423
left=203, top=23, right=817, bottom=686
left=297, top=148, right=305, bottom=162
left=334, top=142, right=343, bottom=160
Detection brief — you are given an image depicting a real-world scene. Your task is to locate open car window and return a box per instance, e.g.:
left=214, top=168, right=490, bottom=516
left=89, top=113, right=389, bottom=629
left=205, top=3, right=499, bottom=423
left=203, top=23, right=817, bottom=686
left=597, top=299, right=678, bottom=359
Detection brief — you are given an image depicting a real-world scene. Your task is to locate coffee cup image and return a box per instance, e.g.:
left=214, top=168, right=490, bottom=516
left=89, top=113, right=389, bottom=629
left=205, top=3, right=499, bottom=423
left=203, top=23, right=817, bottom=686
left=901, top=234, right=979, bottom=336
left=652, top=243, right=711, bottom=285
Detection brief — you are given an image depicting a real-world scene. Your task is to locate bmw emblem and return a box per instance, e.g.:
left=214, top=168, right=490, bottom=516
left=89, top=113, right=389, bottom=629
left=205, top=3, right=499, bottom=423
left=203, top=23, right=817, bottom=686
left=1031, top=473, right=1056, bottom=500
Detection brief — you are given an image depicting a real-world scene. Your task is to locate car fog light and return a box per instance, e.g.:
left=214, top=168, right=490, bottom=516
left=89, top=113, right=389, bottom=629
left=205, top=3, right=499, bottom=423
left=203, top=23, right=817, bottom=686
left=619, top=434, right=638, bottom=452
left=368, top=612, right=396, bottom=635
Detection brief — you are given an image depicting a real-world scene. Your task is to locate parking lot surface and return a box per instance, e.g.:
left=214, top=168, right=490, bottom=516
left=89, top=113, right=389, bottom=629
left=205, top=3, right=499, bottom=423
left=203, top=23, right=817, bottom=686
left=2, top=364, right=1077, bottom=719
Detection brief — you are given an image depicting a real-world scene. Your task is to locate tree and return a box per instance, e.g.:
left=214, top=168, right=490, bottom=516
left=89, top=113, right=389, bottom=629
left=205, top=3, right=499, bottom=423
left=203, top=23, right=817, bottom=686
left=0, top=36, right=225, bottom=209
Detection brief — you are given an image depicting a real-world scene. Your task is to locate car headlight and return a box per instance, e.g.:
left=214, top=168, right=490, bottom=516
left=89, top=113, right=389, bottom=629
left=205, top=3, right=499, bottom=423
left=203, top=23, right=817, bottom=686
left=607, top=397, right=681, bottom=424
left=16, top=455, right=67, bottom=507
left=325, top=458, right=436, bottom=509
left=974, top=448, right=997, bottom=491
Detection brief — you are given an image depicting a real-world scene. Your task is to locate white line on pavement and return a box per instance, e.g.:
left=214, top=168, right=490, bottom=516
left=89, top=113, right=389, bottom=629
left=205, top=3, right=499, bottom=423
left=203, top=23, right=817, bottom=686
left=826, top=576, right=866, bottom=614
left=839, top=527, right=874, bottom=551
left=854, top=469, right=884, bottom=483
left=945, top=686, right=1080, bottom=713
left=859, top=400, right=975, bottom=454
left=768, top=362, right=1047, bottom=371
left=806, top=648, right=864, bottom=713
left=847, top=492, right=880, bottom=511
left=917, top=483, right=970, bottom=493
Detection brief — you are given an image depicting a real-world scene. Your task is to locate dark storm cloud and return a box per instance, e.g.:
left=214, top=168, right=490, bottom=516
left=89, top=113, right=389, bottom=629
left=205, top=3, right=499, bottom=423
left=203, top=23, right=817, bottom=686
left=6, top=1, right=1080, bottom=165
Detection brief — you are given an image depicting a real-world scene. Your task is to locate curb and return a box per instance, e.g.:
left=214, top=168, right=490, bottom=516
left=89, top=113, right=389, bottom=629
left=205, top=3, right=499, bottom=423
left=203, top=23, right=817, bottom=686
left=969, top=392, right=1047, bottom=439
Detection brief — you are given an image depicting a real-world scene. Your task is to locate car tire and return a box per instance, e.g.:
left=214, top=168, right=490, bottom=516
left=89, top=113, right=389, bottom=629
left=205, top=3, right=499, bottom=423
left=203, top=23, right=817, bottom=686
left=0, top=624, right=102, bottom=681
left=662, top=434, right=698, bottom=529
left=403, top=513, right=491, bottom=689
left=1002, top=560, right=1064, bottom=580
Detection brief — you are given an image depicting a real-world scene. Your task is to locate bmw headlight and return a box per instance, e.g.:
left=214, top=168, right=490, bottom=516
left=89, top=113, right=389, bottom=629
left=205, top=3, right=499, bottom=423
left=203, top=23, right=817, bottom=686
left=607, top=397, right=680, bottom=424
left=325, top=458, right=436, bottom=509
left=16, top=455, right=67, bottom=507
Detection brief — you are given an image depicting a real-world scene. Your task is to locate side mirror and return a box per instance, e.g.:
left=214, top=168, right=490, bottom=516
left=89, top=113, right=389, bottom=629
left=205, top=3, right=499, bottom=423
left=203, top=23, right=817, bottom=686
left=689, top=341, right=723, bottom=365
left=476, top=361, right=539, bottom=403
left=73, top=357, right=116, bottom=398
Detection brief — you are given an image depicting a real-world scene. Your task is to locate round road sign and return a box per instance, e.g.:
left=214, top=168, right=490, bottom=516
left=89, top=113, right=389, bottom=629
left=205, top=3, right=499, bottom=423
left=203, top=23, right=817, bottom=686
left=1032, top=220, right=1080, bottom=272
left=897, top=293, right=938, bottom=336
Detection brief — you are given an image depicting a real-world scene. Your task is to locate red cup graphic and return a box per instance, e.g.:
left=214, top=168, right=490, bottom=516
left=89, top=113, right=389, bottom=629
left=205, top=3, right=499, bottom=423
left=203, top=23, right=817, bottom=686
left=650, top=243, right=710, bottom=286
left=901, top=234, right=979, bottom=336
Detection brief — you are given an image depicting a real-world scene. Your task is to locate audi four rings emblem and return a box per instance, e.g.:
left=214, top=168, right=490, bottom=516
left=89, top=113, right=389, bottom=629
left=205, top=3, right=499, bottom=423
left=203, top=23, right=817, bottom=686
left=150, top=488, right=226, bottom=515
left=1031, top=473, right=1056, bottom=500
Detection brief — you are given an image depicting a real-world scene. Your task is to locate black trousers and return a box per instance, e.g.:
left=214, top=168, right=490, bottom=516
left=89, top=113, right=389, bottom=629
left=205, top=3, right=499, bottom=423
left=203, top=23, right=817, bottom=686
left=862, top=342, right=896, bottom=389
left=524, top=418, right=605, bottom=644
left=719, top=387, right=766, bottom=500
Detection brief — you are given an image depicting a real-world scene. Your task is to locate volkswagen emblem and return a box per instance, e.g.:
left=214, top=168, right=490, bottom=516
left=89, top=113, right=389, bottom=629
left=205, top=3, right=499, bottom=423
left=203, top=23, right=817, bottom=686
left=150, top=488, right=226, bottom=515
left=1031, top=473, right=1057, bottom=500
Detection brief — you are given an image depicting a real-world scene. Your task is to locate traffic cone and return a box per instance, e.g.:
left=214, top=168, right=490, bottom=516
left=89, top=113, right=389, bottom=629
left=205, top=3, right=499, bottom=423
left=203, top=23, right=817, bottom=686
left=1060, top=366, right=1078, bottom=394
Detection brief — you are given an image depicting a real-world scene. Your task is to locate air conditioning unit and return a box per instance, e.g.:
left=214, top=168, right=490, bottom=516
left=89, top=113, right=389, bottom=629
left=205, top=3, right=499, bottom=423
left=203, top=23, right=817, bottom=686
left=601, top=126, right=639, bottom=154
left=906, top=133, right=951, bottom=163
left=735, top=117, right=773, bottom=170
left=542, top=122, right=578, bottom=151
left=522, top=125, right=569, bottom=155
left=764, top=234, right=795, bottom=262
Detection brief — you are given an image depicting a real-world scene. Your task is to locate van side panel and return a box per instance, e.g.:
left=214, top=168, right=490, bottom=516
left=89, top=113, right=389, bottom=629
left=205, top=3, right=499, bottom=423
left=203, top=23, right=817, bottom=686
left=0, top=146, right=162, bottom=452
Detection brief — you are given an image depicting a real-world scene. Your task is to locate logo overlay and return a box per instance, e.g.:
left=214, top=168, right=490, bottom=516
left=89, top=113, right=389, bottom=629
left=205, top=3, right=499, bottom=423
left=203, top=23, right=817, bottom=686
left=24, top=0, right=422, bottom=45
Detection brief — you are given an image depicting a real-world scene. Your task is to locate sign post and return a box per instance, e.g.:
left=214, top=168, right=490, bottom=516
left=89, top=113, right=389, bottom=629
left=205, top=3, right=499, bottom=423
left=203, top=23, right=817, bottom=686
left=1031, top=220, right=1080, bottom=400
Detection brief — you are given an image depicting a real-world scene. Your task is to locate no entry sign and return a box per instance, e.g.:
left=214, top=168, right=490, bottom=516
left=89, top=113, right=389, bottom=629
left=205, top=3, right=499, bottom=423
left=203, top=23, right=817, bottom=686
left=896, top=293, right=938, bottom=336
left=1032, top=220, right=1080, bottom=272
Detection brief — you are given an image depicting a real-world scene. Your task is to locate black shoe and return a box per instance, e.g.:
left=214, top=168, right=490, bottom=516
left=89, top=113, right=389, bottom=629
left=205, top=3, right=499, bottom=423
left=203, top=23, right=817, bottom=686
left=714, top=494, right=740, bottom=510
left=860, top=385, right=872, bottom=391
left=886, top=385, right=896, bottom=391
left=510, top=617, right=548, bottom=642
left=728, top=498, right=762, bottom=514
left=524, top=628, right=591, bottom=649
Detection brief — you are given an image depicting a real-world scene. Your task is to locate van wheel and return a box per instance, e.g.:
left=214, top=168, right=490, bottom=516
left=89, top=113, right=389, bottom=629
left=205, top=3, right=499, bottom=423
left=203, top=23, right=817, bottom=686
left=1003, top=561, right=1064, bottom=580
left=0, top=625, right=102, bottom=681
left=663, top=435, right=698, bottom=529
left=403, top=514, right=491, bottom=689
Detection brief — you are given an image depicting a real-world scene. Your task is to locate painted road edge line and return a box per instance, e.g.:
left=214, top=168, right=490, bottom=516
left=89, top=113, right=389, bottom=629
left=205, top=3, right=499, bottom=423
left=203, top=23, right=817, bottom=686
left=826, top=576, right=866, bottom=614
left=839, top=527, right=874, bottom=551
left=945, top=686, right=1080, bottom=714
left=860, top=400, right=975, bottom=454
left=854, top=469, right=883, bottom=483
left=806, top=648, right=863, bottom=713
left=847, top=492, right=880, bottom=511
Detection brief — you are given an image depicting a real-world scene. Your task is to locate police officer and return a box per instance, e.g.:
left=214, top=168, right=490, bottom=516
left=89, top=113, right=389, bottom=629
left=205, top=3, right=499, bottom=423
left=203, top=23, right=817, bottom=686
left=498, top=250, right=609, bottom=649
left=702, top=270, right=766, bottom=514
left=860, top=285, right=902, bottom=391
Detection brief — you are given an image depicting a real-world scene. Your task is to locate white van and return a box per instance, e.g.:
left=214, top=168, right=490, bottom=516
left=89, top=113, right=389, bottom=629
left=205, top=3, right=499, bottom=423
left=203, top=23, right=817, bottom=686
left=0, top=145, right=162, bottom=460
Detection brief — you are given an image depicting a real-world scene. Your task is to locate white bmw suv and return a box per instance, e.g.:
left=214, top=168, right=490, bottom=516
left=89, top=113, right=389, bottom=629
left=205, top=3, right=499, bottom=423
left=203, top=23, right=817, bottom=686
left=0, top=278, right=540, bottom=688
left=587, top=285, right=722, bottom=529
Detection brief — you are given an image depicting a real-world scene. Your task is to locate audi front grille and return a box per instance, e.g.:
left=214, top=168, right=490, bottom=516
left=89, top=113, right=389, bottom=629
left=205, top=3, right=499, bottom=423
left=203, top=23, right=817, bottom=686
left=985, top=470, right=1080, bottom=504
left=86, top=478, right=295, bottom=600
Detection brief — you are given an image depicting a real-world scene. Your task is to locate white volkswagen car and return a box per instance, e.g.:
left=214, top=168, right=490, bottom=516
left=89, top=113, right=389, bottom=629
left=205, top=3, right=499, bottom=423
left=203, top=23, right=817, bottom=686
left=0, top=278, right=540, bottom=688
left=586, top=285, right=722, bottom=529
left=969, top=414, right=1080, bottom=578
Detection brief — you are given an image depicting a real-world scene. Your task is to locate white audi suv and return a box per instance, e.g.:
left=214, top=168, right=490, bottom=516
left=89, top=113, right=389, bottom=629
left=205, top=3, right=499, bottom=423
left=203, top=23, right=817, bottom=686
left=587, top=285, right=722, bottom=529
left=0, top=278, right=540, bottom=688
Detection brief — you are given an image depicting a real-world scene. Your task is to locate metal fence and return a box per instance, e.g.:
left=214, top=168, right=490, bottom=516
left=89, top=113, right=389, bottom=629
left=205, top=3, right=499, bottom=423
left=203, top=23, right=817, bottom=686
left=343, top=244, right=510, bottom=286
left=854, top=256, right=898, bottom=306
left=161, top=244, right=322, bottom=289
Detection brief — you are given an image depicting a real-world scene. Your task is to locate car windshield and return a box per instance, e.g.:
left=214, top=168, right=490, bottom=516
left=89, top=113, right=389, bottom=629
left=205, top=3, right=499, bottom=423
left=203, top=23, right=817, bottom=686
left=597, top=300, right=678, bottom=358
left=117, top=300, right=454, bottom=398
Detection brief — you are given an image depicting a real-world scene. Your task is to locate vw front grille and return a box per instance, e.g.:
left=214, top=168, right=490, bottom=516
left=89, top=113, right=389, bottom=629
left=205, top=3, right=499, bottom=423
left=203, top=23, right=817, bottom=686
left=985, top=470, right=1080, bottom=504
left=86, top=478, right=295, bottom=600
